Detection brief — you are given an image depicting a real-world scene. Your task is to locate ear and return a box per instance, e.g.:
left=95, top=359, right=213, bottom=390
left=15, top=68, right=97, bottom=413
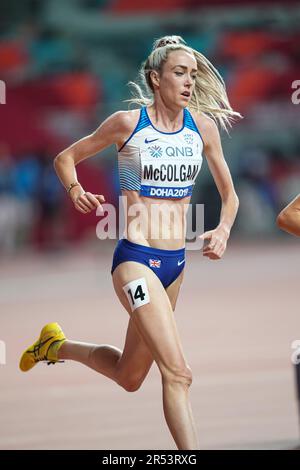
left=150, top=70, right=160, bottom=89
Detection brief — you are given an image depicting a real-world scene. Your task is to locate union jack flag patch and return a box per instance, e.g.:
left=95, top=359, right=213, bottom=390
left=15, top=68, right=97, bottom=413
left=149, top=259, right=161, bottom=268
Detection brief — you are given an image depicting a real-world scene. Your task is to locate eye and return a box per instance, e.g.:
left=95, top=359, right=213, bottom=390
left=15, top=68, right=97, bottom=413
left=192, top=75, right=197, bottom=80
left=175, top=72, right=183, bottom=76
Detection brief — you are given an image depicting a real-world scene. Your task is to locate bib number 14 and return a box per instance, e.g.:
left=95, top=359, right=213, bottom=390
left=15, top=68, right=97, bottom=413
left=122, top=277, right=150, bottom=312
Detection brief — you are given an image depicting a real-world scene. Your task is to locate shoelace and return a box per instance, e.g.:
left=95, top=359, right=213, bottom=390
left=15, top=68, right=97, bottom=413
left=32, top=336, right=65, bottom=364
left=33, top=352, right=64, bottom=365
left=46, top=360, right=65, bottom=366
left=34, top=355, right=57, bottom=363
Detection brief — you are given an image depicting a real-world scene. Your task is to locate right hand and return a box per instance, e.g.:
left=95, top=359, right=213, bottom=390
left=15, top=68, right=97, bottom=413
left=69, top=185, right=105, bottom=214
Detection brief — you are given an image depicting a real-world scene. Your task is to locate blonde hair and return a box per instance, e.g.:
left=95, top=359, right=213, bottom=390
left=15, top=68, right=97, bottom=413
left=125, top=35, right=242, bottom=132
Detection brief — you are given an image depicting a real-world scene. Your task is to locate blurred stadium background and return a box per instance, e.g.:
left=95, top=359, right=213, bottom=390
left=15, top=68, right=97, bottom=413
left=0, top=0, right=300, bottom=251
left=0, top=0, right=300, bottom=450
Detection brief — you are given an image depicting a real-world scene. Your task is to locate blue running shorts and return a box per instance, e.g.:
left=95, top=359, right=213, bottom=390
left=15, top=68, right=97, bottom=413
left=111, top=238, right=185, bottom=288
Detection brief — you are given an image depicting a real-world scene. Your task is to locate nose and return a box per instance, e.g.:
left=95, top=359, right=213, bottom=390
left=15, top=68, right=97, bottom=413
left=185, top=75, right=193, bottom=87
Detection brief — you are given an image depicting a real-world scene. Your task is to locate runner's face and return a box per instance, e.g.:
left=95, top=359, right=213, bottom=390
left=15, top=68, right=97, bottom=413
left=154, top=50, right=197, bottom=108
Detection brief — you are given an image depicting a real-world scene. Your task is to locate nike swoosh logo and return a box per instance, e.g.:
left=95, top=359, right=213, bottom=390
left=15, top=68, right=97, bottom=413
left=177, top=259, right=185, bottom=266
left=145, top=138, right=159, bottom=144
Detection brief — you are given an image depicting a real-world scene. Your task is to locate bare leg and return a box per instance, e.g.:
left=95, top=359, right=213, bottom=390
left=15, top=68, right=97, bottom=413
left=59, top=331, right=198, bottom=449
left=113, top=261, right=199, bottom=450
left=162, top=375, right=199, bottom=449
left=56, top=311, right=154, bottom=391
left=56, top=270, right=184, bottom=392
left=57, top=320, right=154, bottom=392
left=58, top=341, right=122, bottom=383
left=162, top=271, right=199, bottom=447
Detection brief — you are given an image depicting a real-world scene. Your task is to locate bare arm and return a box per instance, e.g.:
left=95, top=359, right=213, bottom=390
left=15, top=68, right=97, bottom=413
left=195, top=114, right=239, bottom=259
left=54, top=111, right=135, bottom=213
left=277, top=194, right=300, bottom=237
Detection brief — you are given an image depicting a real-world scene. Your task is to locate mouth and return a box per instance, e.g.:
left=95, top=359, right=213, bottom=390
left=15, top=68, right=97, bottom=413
left=181, top=91, right=191, bottom=99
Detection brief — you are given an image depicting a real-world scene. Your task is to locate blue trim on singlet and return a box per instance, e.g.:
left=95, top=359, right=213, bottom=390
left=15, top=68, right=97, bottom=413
left=145, top=106, right=186, bottom=135
left=117, top=106, right=203, bottom=194
left=118, top=107, right=150, bottom=152
left=118, top=106, right=203, bottom=150
left=184, top=109, right=205, bottom=146
left=119, top=166, right=140, bottom=190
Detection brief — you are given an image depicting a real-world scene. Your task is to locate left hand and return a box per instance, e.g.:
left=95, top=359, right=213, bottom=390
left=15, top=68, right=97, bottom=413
left=199, top=226, right=230, bottom=260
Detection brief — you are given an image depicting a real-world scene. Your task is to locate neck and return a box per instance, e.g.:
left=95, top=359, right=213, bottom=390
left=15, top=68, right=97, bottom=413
left=148, top=99, right=184, bottom=132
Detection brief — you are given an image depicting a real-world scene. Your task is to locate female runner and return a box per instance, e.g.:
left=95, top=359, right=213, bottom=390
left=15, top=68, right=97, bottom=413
left=20, top=36, right=240, bottom=450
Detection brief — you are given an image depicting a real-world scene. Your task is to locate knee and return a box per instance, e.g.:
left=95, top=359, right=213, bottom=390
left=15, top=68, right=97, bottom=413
left=162, top=364, right=193, bottom=387
left=117, top=376, right=143, bottom=393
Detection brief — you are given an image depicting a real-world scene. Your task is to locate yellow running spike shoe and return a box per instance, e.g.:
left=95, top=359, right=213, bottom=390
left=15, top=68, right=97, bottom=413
left=19, top=322, right=66, bottom=372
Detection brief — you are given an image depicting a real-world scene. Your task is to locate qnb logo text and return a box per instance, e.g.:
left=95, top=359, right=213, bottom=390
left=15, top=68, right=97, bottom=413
left=165, top=146, right=193, bottom=157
